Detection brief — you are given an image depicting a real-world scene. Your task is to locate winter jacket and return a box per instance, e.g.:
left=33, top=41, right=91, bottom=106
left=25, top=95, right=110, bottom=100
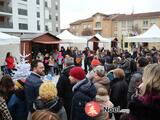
left=110, top=78, right=128, bottom=109
left=25, top=72, right=43, bottom=112
left=93, top=76, right=110, bottom=91
left=0, top=96, right=12, bottom=120
left=119, top=58, right=131, bottom=74
left=56, top=65, right=74, bottom=119
left=110, top=78, right=128, bottom=120
left=127, top=68, right=143, bottom=103
left=70, top=78, right=96, bottom=120
left=5, top=57, right=14, bottom=69
left=34, top=97, right=67, bottom=120
left=128, top=94, right=160, bottom=120
left=7, top=89, right=28, bottom=120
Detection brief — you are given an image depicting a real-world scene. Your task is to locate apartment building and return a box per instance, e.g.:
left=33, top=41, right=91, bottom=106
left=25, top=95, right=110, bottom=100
left=112, top=12, right=160, bottom=49
left=70, top=13, right=117, bottom=37
left=44, top=0, right=60, bottom=34
left=112, top=12, right=160, bottom=40
left=70, top=12, right=160, bottom=45
left=0, top=0, right=60, bottom=35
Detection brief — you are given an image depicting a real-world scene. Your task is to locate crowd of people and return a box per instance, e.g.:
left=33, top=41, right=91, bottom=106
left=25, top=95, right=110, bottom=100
left=0, top=45, right=160, bottom=120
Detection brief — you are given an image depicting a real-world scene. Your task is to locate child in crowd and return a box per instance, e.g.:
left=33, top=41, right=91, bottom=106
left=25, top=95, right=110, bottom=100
left=95, top=87, right=113, bottom=120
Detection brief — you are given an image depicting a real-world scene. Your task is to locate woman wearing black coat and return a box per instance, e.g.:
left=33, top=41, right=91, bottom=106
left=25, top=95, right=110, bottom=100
left=110, top=68, right=128, bottom=120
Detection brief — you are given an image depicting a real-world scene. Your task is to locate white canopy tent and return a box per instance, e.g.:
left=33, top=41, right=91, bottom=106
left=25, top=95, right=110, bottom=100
left=57, top=30, right=87, bottom=50
left=0, top=32, right=20, bottom=67
left=88, top=34, right=111, bottom=50
left=126, top=24, right=160, bottom=43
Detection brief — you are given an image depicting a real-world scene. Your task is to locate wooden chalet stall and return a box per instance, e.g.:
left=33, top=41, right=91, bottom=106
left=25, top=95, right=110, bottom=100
left=88, top=36, right=99, bottom=51
left=21, top=33, right=61, bottom=63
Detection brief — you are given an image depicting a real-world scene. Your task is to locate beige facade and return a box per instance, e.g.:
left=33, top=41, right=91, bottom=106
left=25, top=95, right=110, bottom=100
left=70, top=13, right=115, bottom=37
left=70, top=12, right=160, bottom=45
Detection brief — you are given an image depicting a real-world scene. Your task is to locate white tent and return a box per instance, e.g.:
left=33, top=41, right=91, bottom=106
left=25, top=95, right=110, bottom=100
left=57, top=30, right=87, bottom=50
left=88, top=34, right=111, bottom=50
left=0, top=32, right=20, bottom=67
left=126, top=24, right=160, bottom=43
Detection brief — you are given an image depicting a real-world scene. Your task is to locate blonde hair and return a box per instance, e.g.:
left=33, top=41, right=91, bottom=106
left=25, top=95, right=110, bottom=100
left=139, top=64, right=160, bottom=96
left=113, top=68, right=125, bottom=79
left=39, top=82, right=57, bottom=101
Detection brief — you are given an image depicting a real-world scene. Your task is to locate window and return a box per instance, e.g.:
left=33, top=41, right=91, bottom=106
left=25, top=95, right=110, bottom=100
left=122, top=21, right=126, bottom=28
left=45, top=1, right=48, bottom=7
left=142, top=28, right=148, bottom=33
left=143, top=20, right=148, bottom=26
left=45, top=25, right=49, bottom=31
left=128, top=21, right=132, bottom=28
left=55, top=5, right=58, bottom=10
left=36, top=0, right=40, bottom=5
left=19, top=23, right=28, bottom=30
left=150, top=19, right=156, bottom=26
left=37, top=21, right=40, bottom=30
left=55, top=16, right=58, bottom=21
left=49, top=14, right=52, bottom=20
left=124, top=42, right=128, bottom=48
left=18, top=8, right=27, bottom=16
left=56, top=27, right=59, bottom=32
left=37, top=12, right=40, bottom=18
left=96, top=22, right=101, bottom=28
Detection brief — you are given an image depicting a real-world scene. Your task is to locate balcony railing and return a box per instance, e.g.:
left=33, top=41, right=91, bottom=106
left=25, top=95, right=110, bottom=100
left=93, top=27, right=102, bottom=30
left=0, top=22, right=13, bottom=28
left=0, top=7, right=12, bottom=13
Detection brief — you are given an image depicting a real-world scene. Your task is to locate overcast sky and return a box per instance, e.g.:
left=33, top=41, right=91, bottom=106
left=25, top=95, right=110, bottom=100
left=60, top=0, right=160, bottom=29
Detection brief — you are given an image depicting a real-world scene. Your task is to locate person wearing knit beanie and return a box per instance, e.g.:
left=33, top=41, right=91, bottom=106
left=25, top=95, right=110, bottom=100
left=69, top=67, right=86, bottom=84
left=91, top=59, right=101, bottom=68
left=69, top=67, right=97, bottom=120
left=86, top=59, right=101, bottom=81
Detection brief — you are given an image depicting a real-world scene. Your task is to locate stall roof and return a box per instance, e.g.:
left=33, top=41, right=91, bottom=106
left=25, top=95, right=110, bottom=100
left=126, top=24, right=160, bottom=42
left=88, top=34, right=111, bottom=43
left=21, top=33, right=61, bottom=44
left=0, top=32, right=20, bottom=45
left=57, top=30, right=87, bottom=43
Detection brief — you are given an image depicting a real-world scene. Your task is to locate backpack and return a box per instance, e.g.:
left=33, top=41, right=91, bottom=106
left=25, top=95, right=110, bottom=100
left=75, top=57, right=82, bottom=64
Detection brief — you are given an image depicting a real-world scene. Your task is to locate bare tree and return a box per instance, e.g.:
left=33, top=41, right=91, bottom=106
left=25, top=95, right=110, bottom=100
left=81, top=28, right=94, bottom=36
left=132, top=24, right=142, bottom=35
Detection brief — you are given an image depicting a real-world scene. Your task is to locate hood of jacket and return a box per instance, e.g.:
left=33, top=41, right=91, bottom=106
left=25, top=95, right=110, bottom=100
left=73, top=78, right=96, bottom=99
left=34, top=97, right=62, bottom=113
left=93, top=76, right=110, bottom=88
left=61, top=65, right=74, bottom=76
